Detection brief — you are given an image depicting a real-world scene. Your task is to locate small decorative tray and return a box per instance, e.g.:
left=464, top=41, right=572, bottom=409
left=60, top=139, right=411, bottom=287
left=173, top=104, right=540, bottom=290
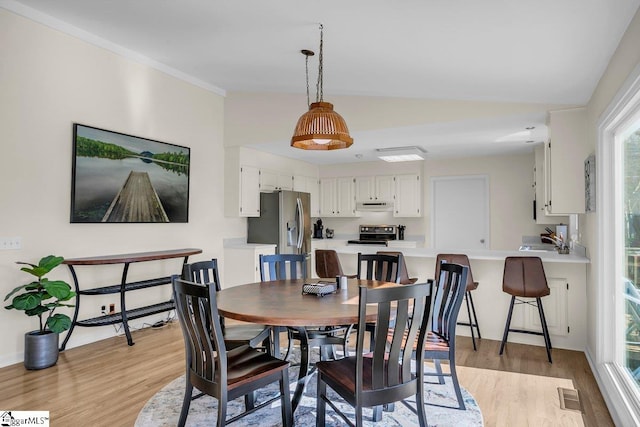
left=302, top=281, right=337, bottom=297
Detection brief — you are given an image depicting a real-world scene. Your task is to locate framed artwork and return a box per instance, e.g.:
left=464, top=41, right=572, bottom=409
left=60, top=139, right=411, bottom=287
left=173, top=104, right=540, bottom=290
left=70, top=124, right=190, bottom=223
left=585, top=154, right=596, bottom=213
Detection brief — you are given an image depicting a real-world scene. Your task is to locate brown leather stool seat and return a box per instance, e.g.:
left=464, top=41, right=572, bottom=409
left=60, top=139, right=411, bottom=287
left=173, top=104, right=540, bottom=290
left=499, top=256, right=553, bottom=363
left=315, top=249, right=356, bottom=278
left=435, top=254, right=482, bottom=350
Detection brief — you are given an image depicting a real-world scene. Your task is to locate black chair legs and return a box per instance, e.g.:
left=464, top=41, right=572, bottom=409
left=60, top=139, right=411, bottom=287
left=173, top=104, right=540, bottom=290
left=499, top=295, right=552, bottom=363
left=499, top=296, right=516, bottom=355
left=458, top=290, right=481, bottom=350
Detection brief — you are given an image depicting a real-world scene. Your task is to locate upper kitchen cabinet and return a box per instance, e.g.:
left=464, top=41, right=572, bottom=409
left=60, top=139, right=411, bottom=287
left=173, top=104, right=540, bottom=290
left=224, top=146, right=320, bottom=217
left=534, top=145, right=568, bottom=224
left=260, top=169, right=293, bottom=192
left=320, top=177, right=357, bottom=217
left=355, top=175, right=394, bottom=203
left=544, top=108, right=588, bottom=215
left=394, top=174, right=422, bottom=217
left=224, top=147, right=260, bottom=217
left=239, top=165, right=261, bottom=217
left=294, top=175, right=320, bottom=217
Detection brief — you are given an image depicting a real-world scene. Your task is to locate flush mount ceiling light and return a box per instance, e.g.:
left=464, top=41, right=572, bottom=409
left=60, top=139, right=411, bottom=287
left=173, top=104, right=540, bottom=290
left=376, top=146, right=427, bottom=162
left=291, top=24, right=353, bottom=150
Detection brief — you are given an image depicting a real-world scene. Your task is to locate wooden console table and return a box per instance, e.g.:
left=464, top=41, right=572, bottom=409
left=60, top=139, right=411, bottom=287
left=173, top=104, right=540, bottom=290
left=60, top=248, right=202, bottom=350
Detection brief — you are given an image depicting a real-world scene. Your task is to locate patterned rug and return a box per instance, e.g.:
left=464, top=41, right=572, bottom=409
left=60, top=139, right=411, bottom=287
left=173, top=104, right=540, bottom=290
left=135, top=361, right=483, bottom=426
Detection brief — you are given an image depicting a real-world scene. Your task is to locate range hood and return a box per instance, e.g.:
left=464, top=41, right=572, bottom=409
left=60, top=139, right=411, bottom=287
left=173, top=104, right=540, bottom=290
left=356, top=201, right=394, bottom=212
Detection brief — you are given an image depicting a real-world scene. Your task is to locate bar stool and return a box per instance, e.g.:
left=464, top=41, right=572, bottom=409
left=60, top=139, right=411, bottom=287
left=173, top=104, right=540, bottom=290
left=499, top=256, right=552, bottom=363
left=435, top=254, right=481, bottom=350
left=315, top=249, right=356, bottom=279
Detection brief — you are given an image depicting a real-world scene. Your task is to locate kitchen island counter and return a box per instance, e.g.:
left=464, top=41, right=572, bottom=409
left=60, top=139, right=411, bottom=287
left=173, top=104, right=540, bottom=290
left=324, top=243, right=589, bottom=351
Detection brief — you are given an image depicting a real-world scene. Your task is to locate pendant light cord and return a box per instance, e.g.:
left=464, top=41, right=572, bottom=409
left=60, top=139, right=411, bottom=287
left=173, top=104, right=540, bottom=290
left=316, top=23, right=323, bottom=103
left=305, top=53, right=311, bottom=107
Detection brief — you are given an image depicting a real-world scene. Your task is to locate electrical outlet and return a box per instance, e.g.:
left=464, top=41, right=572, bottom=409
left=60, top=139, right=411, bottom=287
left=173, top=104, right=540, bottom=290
left=109, top=303, right=115, bottom=314
left=101, top=305, right=106, bottom=314
left=0, top=237, right=22, bottom=250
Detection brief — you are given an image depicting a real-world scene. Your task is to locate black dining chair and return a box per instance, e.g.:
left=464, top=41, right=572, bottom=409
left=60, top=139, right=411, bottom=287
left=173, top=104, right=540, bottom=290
left=316, top=280, right=433, bottom=426
left=172, top=276, right=292, bottom=427
left=376, top=250, right=418, bottom=284
left=259, top=253, right=350, bottom=412
left=258, top=253, right=309, bottom=358
left=182, top=259, right=272, bottom=352
left=356, top=252, right=403, bottom=350
left=423, top=262, right=469, bottom=410
left=435, top=253, right=481, bottom=350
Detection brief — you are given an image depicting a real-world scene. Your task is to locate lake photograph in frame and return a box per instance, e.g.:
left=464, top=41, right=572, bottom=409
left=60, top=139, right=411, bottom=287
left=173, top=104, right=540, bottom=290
left=71, top=124, right=190, bottom=223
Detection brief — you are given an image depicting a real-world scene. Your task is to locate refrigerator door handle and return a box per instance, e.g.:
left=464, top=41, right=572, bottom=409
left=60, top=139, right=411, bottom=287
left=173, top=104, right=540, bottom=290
left=296, top=197, right=304, bottom=250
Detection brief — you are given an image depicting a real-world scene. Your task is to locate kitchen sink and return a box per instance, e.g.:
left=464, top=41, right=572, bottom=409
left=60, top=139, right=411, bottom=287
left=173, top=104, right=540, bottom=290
left=519, top=244, right=558, bottom=252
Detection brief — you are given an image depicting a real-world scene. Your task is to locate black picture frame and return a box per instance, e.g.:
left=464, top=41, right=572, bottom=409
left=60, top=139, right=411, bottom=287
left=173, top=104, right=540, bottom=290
left=70, top=124, right=190, bottom=223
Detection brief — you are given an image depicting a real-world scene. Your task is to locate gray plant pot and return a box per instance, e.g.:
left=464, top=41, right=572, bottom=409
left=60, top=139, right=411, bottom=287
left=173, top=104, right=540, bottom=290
left=24, top=331, right=59, bottom=370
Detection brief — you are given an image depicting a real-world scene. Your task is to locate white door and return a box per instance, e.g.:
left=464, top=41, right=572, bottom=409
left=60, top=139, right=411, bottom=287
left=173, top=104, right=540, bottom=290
left=431, top=175, right=489, bottom=250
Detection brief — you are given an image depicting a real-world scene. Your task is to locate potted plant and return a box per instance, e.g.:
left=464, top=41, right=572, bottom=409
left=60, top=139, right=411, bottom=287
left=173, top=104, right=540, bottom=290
left=4, top=255, right=75, bottom=369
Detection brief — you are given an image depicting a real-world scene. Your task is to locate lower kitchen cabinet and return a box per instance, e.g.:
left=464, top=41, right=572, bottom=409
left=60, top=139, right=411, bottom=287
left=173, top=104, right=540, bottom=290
left=509, top=277, right=569, bottom=337
left=223, top=243, right=276, bottom=287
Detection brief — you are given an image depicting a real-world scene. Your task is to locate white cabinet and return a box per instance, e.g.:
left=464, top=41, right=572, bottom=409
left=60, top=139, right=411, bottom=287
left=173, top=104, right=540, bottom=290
left=355, top=175, right=394, bottom=202
left=510, top=277, right=568, bottom=337
left=319, top=177, right=357, bottom=217
left=394, top=174, right=422, bottom=217
left=320, top=178, right=336, bottom=216
left=511, top=277, right=569, bottom=338
left=239, top=166, right=260, bottom=217
left=336, top=177, right=356, bottom=217
left=294, top=175, right=320, bottom=217
left=260, top=169, right=293, bottom=192
left=223, top=244, right=276, bottom=288
left=544, top=108, right=588, bottom=214
left=534, top=145, right=568, bottom=224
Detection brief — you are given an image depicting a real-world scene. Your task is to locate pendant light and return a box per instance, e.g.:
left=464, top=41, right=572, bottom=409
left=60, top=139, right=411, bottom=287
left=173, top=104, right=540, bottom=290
left=291, top=24, right=353, bottom=150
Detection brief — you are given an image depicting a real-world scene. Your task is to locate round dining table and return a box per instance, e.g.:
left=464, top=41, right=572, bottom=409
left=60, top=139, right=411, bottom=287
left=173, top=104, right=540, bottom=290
left=216, top=278, right=401, bottom=412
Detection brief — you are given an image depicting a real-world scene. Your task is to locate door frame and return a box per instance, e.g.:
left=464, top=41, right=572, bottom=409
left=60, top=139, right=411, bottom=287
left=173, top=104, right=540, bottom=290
left=430, top=174, right=490, bottom=249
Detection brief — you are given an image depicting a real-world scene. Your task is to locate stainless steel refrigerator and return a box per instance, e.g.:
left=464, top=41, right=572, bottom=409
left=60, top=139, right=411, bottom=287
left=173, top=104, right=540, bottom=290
left=247, top=190, right=311, bottom=273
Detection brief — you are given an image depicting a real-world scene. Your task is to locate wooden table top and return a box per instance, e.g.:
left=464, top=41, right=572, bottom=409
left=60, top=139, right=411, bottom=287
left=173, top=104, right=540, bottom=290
left=216, top=278, right=400, bottom=327
left=62, top=248, right=202, bottom=265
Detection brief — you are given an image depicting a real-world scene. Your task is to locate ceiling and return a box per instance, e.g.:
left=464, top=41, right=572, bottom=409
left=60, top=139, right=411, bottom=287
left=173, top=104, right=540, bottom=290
left=4, top=0, right=640, bottom=163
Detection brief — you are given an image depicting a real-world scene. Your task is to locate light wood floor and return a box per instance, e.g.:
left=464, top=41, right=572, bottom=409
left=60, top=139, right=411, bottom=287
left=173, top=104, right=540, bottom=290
left=0, top=322, right=613, bottom=427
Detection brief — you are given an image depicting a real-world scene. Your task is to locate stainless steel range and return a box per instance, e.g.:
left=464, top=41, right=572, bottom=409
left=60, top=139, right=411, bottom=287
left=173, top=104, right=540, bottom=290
left=348, top=225, right=397, bottom=246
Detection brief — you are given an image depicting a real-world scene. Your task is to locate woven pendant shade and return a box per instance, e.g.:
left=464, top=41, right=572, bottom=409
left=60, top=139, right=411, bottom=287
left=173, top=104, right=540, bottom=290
left=291, top=102, right=353, bottom=150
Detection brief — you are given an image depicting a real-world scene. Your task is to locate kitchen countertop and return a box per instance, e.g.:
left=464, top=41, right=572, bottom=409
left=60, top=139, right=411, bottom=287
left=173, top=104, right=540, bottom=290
left=334, top=245, right=590, bottom=264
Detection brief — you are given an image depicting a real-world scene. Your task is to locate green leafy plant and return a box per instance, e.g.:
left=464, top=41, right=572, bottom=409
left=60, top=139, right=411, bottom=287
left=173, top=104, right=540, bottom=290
left=4, top=255, right=76, bottom=334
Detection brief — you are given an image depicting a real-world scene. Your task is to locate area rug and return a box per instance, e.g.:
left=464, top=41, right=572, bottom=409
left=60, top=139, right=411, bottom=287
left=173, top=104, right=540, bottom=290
left=135, top=364, right=483, bottom=427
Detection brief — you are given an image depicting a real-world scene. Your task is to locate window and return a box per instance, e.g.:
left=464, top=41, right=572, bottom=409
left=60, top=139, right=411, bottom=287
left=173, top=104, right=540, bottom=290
left=622, top=120, right=640, bottom=385
left=598, top=65, right=640, bottom=423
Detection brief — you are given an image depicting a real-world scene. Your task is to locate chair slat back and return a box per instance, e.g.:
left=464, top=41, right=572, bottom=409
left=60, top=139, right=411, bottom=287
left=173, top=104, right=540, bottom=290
left=259, top=254, right=307, bottom=281
left=182, top=259, right=222, bottom=291
left=356, top=282, right=432, bottom=393
left=357, top=253, right=402, bottom=283
left=431, top=262, right=468, bottom=342
left=172, top=276, right=227, bottom=389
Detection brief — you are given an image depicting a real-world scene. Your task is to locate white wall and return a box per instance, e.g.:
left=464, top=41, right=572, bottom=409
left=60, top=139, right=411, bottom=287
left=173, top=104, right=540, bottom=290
left=0, top=10, right=244, bottom=367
